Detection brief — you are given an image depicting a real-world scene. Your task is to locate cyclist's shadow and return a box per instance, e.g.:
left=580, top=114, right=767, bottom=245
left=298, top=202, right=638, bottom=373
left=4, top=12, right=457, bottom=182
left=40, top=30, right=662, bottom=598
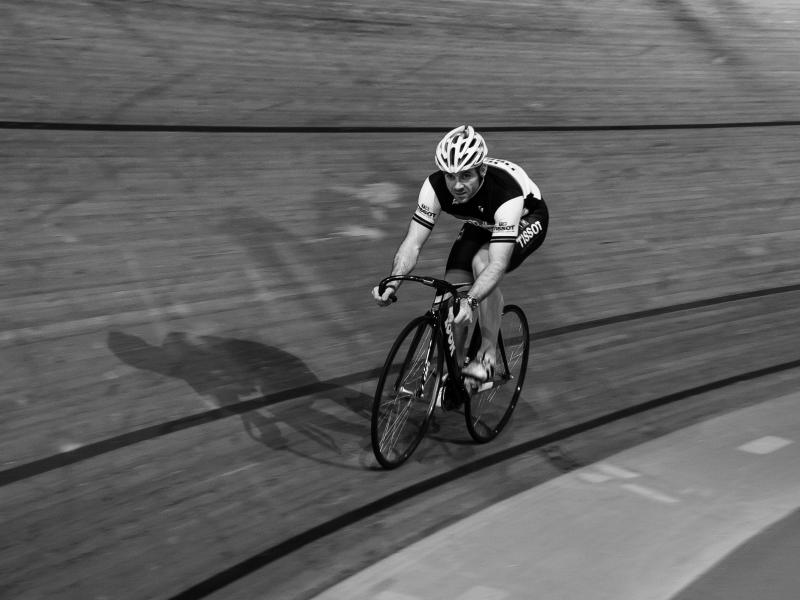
left=107, top=330, right=374, bottom=469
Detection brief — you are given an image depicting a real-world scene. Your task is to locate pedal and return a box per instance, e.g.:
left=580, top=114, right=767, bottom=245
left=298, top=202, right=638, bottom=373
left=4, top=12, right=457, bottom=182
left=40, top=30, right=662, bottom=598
left=463, top=376, right=480, bottom=394
left=475, top=381, right=495, bottom=393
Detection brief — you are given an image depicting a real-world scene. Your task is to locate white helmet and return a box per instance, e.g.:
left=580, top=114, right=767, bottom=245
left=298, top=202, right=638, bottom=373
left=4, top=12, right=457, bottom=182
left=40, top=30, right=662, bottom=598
left=434, top=125, right=488, bottom=173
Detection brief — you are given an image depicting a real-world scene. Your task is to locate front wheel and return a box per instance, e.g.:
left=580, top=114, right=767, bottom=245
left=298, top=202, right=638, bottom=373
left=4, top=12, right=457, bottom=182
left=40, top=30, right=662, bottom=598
left=465, top=304, right=530, bottom=443
left=371, top=316, right=443, bottom=469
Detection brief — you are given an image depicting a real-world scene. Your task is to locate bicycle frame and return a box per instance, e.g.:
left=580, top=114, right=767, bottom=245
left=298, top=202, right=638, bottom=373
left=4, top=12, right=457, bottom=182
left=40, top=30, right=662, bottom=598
left=373, top=274, right=530, bottom=466
left=379, top=275, right=481, bottom=407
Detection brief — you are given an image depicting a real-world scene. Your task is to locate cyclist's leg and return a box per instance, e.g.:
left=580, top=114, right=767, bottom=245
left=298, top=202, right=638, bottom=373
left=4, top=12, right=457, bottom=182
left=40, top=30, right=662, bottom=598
left=444, top=224, right=488, bottom=368
left=465, top=202, right=549, bottom=380
left=469, top=244, right=502, bottom=375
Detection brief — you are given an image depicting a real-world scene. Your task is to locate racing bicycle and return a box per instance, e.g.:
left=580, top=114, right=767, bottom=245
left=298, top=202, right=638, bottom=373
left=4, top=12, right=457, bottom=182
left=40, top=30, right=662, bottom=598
left=371, top=275, right=530, bottom=469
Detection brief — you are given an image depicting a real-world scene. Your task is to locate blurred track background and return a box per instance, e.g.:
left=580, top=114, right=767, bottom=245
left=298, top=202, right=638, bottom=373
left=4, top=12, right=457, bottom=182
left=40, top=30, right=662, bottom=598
left=1, top=1, right=800, bottom=598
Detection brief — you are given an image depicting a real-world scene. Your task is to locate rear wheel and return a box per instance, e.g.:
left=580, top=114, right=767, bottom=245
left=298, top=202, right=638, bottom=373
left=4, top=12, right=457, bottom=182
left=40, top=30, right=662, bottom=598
left=465, top=304, right=529, bottom=443
left=371, top=316, right=443, bottom=468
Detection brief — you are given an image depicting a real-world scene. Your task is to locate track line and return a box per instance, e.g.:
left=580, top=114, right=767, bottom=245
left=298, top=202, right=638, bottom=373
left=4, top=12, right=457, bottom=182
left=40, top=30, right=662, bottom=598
left=534, top=282, right=800, bottom=339
left=1, top=120, right=799, bottom=133
left=165, top=357, right=800, bottom=600
left=1, top=282, right=799, bottom=487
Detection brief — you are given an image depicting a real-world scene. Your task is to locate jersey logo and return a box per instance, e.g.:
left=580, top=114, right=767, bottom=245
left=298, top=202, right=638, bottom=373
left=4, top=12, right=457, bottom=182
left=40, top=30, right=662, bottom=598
left=493, top=221, right=515, bottom=233
left=416, top=204, right=437, bottom=218
left=516, top=220, right=543, bottom=246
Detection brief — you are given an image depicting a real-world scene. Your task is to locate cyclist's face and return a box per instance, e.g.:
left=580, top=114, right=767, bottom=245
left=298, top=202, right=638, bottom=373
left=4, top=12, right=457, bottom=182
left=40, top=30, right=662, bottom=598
left=444, top=166, right=485, bottom=202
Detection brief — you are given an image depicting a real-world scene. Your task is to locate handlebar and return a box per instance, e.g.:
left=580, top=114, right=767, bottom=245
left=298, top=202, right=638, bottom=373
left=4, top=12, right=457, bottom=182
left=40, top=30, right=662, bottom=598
left=378, top=275, right=471, bottom=307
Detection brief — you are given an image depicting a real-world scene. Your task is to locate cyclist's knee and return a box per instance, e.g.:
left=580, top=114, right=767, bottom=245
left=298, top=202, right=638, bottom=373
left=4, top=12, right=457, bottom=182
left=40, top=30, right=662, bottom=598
left=471, top=247, right=490, bottom=277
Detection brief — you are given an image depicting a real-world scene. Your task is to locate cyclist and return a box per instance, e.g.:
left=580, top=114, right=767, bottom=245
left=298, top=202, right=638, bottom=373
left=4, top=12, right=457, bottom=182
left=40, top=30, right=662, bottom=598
left=372, top=125, right=548, bottom=385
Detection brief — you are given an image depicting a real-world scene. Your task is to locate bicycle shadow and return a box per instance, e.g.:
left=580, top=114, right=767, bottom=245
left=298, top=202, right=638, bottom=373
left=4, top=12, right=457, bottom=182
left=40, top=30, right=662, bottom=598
left=107, top=330, right=375, bottom=470
left=412, top=411, right=480, bottom=464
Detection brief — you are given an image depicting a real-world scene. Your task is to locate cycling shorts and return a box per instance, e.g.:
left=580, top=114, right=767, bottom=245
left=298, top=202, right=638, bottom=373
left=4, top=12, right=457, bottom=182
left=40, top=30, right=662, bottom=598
left=445, top=200, right=548, bottom=274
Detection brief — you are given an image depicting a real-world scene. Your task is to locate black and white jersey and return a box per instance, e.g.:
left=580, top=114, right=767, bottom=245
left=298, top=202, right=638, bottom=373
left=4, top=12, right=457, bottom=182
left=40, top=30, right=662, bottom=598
left=411, top=158, right=543, bottom=244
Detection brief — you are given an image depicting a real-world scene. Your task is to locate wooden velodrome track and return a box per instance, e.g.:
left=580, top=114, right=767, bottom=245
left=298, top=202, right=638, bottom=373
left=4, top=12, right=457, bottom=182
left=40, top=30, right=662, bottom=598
left=2, top=1, right=800, bottom=598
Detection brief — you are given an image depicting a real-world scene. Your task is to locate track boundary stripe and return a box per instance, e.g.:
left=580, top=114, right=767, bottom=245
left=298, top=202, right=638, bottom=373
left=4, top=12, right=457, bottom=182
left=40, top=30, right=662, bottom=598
left=2, top=282, right=800, bottom=486
left=2, top=120, right=800, bottom=133
left=166, top=357, right=800, bottom=600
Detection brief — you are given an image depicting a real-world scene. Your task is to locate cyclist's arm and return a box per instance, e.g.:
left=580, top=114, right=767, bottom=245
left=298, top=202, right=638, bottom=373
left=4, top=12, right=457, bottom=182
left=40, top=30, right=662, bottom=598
left=387, top=179, right=442, bottom=289
left=467, top=195, right=524, bottom=301
left=388, top=220, right=432, bottom=286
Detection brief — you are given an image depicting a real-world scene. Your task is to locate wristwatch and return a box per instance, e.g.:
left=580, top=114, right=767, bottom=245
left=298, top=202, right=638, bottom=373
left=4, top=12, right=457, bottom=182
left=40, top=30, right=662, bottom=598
left=462, top=294, right=479, bottom=310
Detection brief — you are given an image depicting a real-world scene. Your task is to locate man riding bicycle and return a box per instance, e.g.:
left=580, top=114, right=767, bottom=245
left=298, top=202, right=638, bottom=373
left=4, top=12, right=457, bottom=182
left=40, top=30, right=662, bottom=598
left=372, top=125, right=548, bottom=385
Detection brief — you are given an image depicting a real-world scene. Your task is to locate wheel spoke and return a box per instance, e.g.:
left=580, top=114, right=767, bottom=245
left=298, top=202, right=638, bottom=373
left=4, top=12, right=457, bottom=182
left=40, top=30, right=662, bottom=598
left=465, top=305, right=529, bottom=443
left=371, top=317, right=442, bottom=468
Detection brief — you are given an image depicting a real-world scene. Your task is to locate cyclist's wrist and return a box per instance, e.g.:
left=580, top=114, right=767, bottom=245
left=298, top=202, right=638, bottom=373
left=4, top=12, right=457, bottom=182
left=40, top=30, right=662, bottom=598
left=459, top=292, right=479, bottom=310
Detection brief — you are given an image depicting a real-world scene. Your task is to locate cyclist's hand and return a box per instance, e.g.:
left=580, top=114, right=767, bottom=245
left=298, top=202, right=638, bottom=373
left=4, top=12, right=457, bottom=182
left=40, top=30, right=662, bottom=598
left=452, top=298, right=474, bottom=325
left=372, top=285, right=396, bottom=307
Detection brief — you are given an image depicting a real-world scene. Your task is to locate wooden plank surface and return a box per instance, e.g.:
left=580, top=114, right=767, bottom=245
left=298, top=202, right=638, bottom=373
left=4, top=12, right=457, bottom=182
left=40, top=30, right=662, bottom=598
left=1, top=1, right=800, bottom=599
left=2, top=125, right=799, bottom=599
left=1, top=0, right=799, bottom=125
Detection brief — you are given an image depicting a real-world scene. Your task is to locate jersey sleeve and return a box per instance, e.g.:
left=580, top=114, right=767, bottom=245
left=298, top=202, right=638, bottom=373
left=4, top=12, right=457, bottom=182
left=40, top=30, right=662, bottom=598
left=490, top=196, right=524, bottom=244
left=411, top=177, right=442, bottom=231
left=485, top=157, right=542, bottom=201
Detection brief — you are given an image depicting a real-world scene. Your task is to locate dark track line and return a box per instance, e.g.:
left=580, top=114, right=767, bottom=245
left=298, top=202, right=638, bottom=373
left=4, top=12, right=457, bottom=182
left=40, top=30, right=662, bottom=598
left=1, top=120, right=799, bottom=133
left=167, top=356, right=800, bottom=600
left=1, top=282, right=799, bottom=487
left=0, top=378, right=374, bottom=487
left=534, top=282, right=800, bottom=339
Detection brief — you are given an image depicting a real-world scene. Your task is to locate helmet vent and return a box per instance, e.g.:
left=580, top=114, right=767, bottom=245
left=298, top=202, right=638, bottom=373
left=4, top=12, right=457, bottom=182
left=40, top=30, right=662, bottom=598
left=434, top=125, right=487, bottom=173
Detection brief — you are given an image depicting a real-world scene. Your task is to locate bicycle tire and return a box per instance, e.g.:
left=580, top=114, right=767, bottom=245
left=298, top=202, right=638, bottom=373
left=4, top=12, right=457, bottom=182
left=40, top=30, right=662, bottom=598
left=465, top=304, right=529, bottom=443
left=371, top=315, right=443, bottom=468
